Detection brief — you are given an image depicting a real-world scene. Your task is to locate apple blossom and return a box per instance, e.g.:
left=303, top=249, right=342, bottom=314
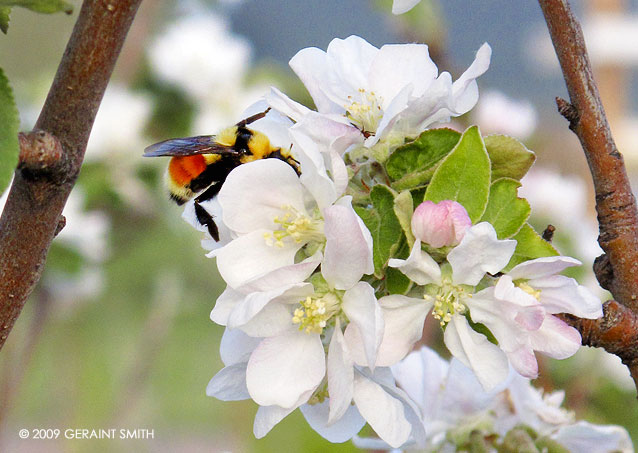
left=411, top=200, right=471, bottom=248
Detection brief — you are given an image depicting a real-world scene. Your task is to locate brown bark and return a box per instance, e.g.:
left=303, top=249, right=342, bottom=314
left=0, top=0, right=143, bottom=350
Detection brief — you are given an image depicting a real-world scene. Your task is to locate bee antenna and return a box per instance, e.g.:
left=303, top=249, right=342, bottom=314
left=236, top=108, right=271, bottom=128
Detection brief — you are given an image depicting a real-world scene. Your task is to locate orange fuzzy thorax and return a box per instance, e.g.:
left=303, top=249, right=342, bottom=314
left=168, top=155, right=207, bottom=186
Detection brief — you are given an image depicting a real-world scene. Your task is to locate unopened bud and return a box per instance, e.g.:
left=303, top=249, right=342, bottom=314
left=411, top=200, right=471, bottom=248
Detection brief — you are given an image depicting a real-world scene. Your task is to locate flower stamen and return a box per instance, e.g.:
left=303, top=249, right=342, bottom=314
left=344, top=88, right=384, bottom=135
left=264, top=205, right=324, bottom=247
left=292, top=294, right=340, bottom=334
left=430, top=279, right=469, bottom=327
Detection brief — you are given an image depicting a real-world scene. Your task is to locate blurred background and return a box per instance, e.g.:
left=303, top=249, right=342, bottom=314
left=1, top=0, right=637, bottom=451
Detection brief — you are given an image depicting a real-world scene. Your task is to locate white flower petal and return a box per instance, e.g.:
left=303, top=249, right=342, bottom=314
left=353, top=373, right=412, bottom=448
left=529, top=315, right=582, bottom=360
left=238, top=251, right=322, bottom=293
left=246, top=330, right=325, bottom=408
left=219, top=328, right=262, bottom=366
left=211, top=287, right=243, bottom=325
left=341, top=282, right=384, bottom=369
left=206, top=363, right=250, bottom=401
left=322, top=203, right=373, bottom=289
left=327, top=319, right=354, bottom=425
left=288, top=46, right=343, bottom=114
left=508, top=255, right=581, bottom=280
left=215, top=230, right=300, bottom=289
left=531, top=275, right=602, bottom=319
left=253, top=404, right=296, bottom=439
left=238, top=302, right=296, bottom=337
left=388, top=241, right=442, bottom=285
left=265, top=86, right=313, bottom=123
left=326, top=36, right=378, bottom=101
left=376, top=295, right=432, bottom=366
left=300, top=400, right=366, bottom=443
left=450, top=43, right=492, bottom=114
left=218, top=159, right=306, bottom=234
left=392, top=0, right=422, bottom=14
left=448, top=222, right=516, bottom=286
left=443, top=314, right=510, bottom=391
left=551, top=421, right=633, bottom=453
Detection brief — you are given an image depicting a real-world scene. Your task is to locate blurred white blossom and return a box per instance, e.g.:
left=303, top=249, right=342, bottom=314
left=474, top=90, right=537, bottom=140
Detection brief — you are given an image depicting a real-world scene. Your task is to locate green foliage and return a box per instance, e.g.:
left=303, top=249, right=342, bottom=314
left=386, top=128, right=460, bottom=190
left=0, top=7, right=10, bottom=33
left=0, top=67, right=19, bottom=194
left=385, top=240, right=411, bottom=295
left=424, top=126, right=491, bottom=223
left=484, top=134, right=535, bottom=181
left=0, top=0, right=72, bottom=15
left=506, top=223, right=559, bottom=270
left=480, top=178, right=531, bottom=239
left=393, top=189, right=415, bottom=248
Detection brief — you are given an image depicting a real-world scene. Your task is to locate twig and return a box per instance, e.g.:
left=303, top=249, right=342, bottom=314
left=0, top=0, right=143, bottom=350
left=539, top=0, right=638, bottom=310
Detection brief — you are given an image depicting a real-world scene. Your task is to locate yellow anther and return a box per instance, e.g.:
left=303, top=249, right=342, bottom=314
left=518, top=282, right=542, bottom=300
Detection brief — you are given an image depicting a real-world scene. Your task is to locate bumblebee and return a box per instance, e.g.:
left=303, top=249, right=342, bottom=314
left=144, top=109, right=300, bottom=241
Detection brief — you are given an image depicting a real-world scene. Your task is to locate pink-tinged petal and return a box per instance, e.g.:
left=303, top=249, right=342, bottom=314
left=246, top=330, right=325, bottom=408
left=206, top=363, right=250, bottom=401
left=218, top=159, right=306, bottom=234
left=239, top=251, right=322, bottom=293
left=443, top=314, right=510, bottom=391
left=376, top=295, right=432, bottom=366
left=300, top=401, right=366, bottom=443
left=492, top=276, right=545, bottom=330
left=530, top=275, right=602, bottom=319
left=508, top=255, right=581, bottom=280
left=506, top=345, right=539, bottom=378
left=551, top=421, right=633, bottom=453
left=341, top=282, right=384, bottom=369
left=388, top=241, right=442, bottom=285
left=253, top=405, right=297, bottom=439
left=392, top=0, right=422, bottom=14
left=215, top=230, right=300, bottom=289
left=227, top=282, right=312, bottom=329
left=411, top=200, right=471, bottom=248
left=448, top=222, right=516, bottom=286
left=323, top=203, right=373, bottom=289
left=450, top=43, right=492, bottom=114
left=219, top=328, right=262, bottom=366
left=210, top=287, right=243, bottom=325
left=265, top=86, right=313, bottom=123
left=288, top=46, right=343, bottom=114
left=353, top=373, right=412, bottom=448
left=327, top=320, right=354, bottom=425
left=529, top=315, right=582, bottom=360
left=368, top=43, right=437, bottom=108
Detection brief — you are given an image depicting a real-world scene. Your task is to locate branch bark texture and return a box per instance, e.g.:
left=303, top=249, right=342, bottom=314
left=0, top=0, right=142, bottom=350
left=539, top=0, right=638, bottom=310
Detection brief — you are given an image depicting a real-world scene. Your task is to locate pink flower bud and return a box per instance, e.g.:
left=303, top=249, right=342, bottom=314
left=411, top=200, right=471, bottom=248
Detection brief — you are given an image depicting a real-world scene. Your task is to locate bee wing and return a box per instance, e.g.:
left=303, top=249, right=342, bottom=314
left=143, top=135, right=240, bottom=157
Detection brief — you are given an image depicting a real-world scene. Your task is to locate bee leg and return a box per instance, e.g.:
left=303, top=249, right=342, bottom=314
left=236, top=108, right=271, bottom=127
left=194, top=202, right=220, bottom=242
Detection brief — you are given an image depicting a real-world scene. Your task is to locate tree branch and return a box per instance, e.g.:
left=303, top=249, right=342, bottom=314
left=0, top=0, right=142, bottom=350
left=539, top=0, right=638, bottom=310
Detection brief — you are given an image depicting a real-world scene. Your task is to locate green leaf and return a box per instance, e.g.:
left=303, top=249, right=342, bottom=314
left=506, top=223, right=558, bottom=270
left=0, top=7, right=10, bottom=33
left=0, top=0, right=73, bottom=14
left=386, top=128, right=460, bottom=191
left=357, top=185, right=404, bottom=277
left=484, top=135, right=535, bottom=181
left=393, top=190, right=415, bottom=248
left=386, top=240, right=411, bottom=295
left=424, top=126, right=491, bottom=223
left=480, top=178, right=530, bottom=239
left=0, top=67, right=19, bottom=194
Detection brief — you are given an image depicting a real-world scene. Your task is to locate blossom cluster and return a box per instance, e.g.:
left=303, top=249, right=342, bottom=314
left=177, top=35, right=630, bottom=450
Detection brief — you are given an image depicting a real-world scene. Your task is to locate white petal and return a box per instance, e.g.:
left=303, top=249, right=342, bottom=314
left=253, top=404, right=296, bottom=439
left=300, top=401, right=366, bottom=443
left=353, top=373, right=412, bottom=448
left=450, top=43, right=492, bottom=114
left=508, top=255, right=581, bottom=280
left=388, top=241, right=442, bottom=285
left=246, top=331, right=325, bottom=408
left=218, top=159, right=306, bottom=234
left=326, top=36, right=378, bottom=102
left=215, top=230, right=300, bottom=289
left=265, top=86, right=313, bottom=122
left=531, top=275, right=602, bottom=319
left=206, top=363, right=250, bottom=401
left=322, top=203, right=373, bottom=289
left=289, top=46, right=344, bottom=114
left=448, top=222, right=516, bottom=286
left=238, top=251, right=322, bottom=293
left=219, top=328, right=262, bottom=366
left=327, top=319, right=354, bottom=424
left=392, top=0, right=422, bottom=14
left=238, top=302, right=296, bottom=337
left=443, top=314, right=510, bottom=391
left=376, top=295, right=432, bottom=366
left=529, top=315, right=582, bottom=360
left=341, top=282, right=384, bottom=369
left=551, top=421, right=633, bottom=453
left=210, top=286, right=243, bottom=325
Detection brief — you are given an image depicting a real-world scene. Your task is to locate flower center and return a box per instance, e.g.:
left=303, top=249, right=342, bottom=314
left=344, top=88, right=384, bottom=135
left=292, top=293, right=341, bottom=334
left=428, top=278, right=470, bottom=327
left=263, top=205, right=324, bottom=247
left=517, top=282, right=541, bottom=301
